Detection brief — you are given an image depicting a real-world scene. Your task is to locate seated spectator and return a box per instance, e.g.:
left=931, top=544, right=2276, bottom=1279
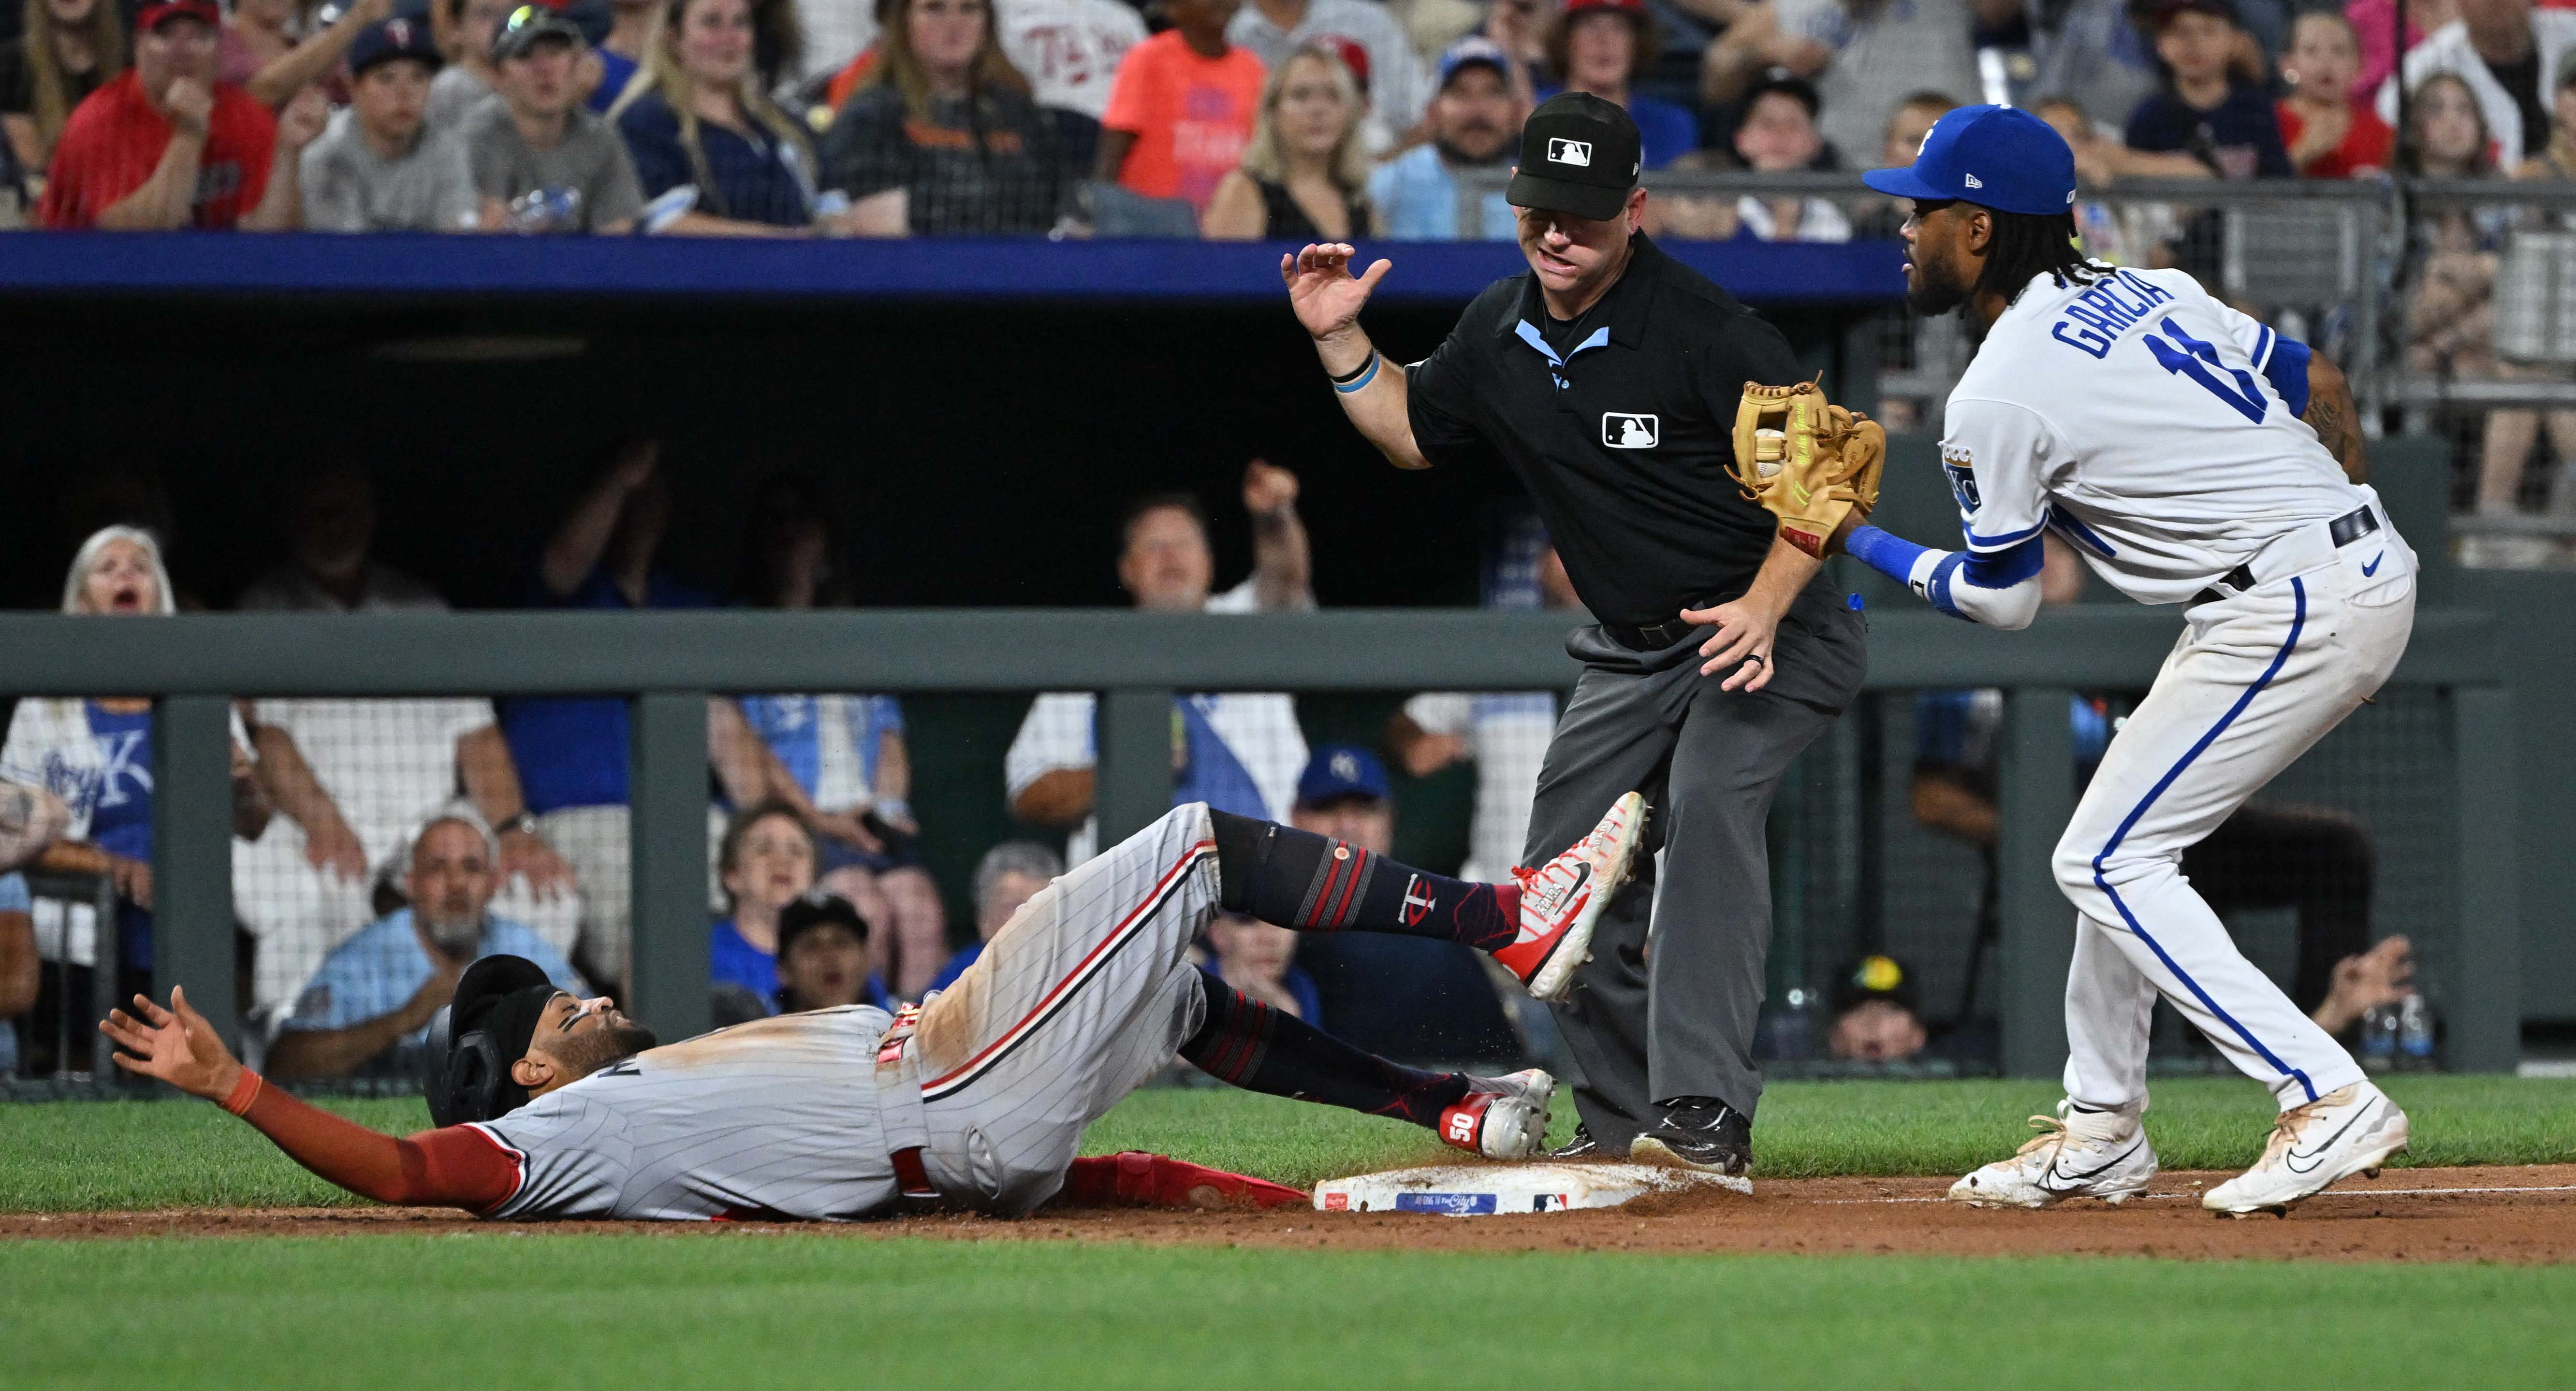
left=222, top=0, right=396, bottom=112
left=710, top=801, right=814, bottom=1002
left=2349, top=0, right=2456, bottom=100
left=1725, top=72, right=1847, bottom=241
left=2396, top=72, right=2500, bottom=385
left=1202, top=43, right=1368, bottom=239
left=234, top=464, right=444, bottom=612
left=1875, top=87, right=1955, bottom=169
left=773, top=889, right=889, bottom=1012
left=1201, top=911, right=1319, bottom=1020
left=994, top=0, right=1145, bottom=121
left=2279, top=9, right=2391, bottom=176
left=39, top=0, right=324, bottom=229
left=2483, top=63, right=2576, bottom=524
left=2378, top=0, right=2576, bottom=171
left=0, top=871, right=29, bottom=1077
left=595, top=0, right=651, bottom=109
left=1095, top=0, right=1264, bottom=216
left=1538, top=0, right=1694, bottom=170
left=928, top=839, right=1062, bottom=992
left=1368, top=35, right=1520, bottom=241
left=499, top=440, right=768, bottom=987
left=426, top=0, right=513, bottom=130
left=266, top=813, right=585, bottom=1079
left=2, top=527, right=270, bottom=1002
left=730, top=475, right=947, bottom=998
left=2027, top=0, right=2165, bottom=136
left=822, top=0, right=1072, bottom=235
left=1705, top=0, right=1990, bottom=171
left=232, top=464, right=578, bottom=1022
left=2125, top=0, right=2291, bottom=179
left=2035, top=93, right=2187, bottom=267
left=610, top=0, right=819, bottom=234
left=2, top=0, right=129, bottom=185
left=462, top=2, right=644, bottom=231
left=1287, top=745, right=1521, bottom=1063
left=299, top=16, right=481, bottom=232
left=1226, top=0, right=1427, bottom=155
left=1825, top=955, right=1928, bottom=1062
left=707, top=804, right=888, bottom=1014
left=1388, top=543, right=1580, bottom=882
left=1007, top=464, right=1312, bottom=865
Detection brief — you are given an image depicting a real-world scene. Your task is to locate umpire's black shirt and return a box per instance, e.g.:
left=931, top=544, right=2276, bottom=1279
left=1407, top=232, right=1801, bottom=630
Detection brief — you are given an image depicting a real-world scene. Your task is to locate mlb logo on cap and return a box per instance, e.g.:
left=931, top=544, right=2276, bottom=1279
left=1548, top=138, right=1592, bottom=167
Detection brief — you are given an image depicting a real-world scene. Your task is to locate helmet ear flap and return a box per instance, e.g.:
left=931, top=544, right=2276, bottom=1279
left=425, top=1004, right=510, bottom=1127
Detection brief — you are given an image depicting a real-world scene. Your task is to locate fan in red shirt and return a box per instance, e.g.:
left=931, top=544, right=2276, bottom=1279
left=39, top=0, right=325, bottom=229
left=2276, top=11, right=2393, bottom=177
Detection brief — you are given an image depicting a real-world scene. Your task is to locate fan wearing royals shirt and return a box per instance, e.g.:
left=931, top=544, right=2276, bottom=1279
left=40, top=0, right=324, bottom=228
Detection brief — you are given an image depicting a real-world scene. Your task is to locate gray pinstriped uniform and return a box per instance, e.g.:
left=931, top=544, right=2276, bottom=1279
left=473, top=805, right=1223, bottom=1221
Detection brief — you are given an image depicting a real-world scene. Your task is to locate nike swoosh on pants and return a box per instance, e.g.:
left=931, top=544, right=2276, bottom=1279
left=2362, top=552, right=2383, bottom=577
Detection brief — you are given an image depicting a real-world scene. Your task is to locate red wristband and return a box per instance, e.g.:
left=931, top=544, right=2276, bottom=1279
left=220, top=1069, right=263, bottom=1116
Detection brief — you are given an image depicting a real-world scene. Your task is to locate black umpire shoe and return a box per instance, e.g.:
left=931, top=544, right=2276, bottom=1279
left=1551, top=1124, right=1602, bottom=1160
left=1627, top=1097, right=1752, bottom=1177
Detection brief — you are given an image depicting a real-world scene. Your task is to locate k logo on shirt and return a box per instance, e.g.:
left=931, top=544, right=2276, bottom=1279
left=1603, top=413, right=1658, bottom=449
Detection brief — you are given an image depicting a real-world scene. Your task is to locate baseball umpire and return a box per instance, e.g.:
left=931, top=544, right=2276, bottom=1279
left=102, top=795, right=1642, bottom=1221
left=1281, top=91, right=1866, bottom=1175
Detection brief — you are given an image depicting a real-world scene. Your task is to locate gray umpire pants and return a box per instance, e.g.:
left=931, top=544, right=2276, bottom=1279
left=1525, top=575, right=1867, bottom=1149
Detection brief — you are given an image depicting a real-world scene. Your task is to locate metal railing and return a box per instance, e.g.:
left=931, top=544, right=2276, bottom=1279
left=0, top=604, right=2521, bottom=1082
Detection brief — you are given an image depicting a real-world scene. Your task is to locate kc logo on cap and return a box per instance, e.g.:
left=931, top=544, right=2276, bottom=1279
left=1548, top=138, right=1593, bottom=167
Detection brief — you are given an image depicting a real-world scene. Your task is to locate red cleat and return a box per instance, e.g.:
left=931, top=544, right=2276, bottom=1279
left=1492, top=792, right=1645, bottom=1003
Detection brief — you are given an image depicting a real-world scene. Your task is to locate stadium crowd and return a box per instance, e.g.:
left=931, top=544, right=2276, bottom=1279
left=4, top=0, right=2571, bottom=240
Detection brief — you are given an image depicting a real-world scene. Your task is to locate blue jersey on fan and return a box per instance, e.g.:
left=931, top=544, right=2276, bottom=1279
left=735, top=695, right=905, bottom=809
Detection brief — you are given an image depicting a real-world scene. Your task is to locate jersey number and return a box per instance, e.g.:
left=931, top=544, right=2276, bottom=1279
left=2142, top=317, right=2267, bottom=423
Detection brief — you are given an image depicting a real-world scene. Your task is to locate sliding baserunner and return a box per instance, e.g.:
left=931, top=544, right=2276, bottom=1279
left=104, top=796, right=1642, bottom=1221
left=1823, top=106, right=2413, bottom=1216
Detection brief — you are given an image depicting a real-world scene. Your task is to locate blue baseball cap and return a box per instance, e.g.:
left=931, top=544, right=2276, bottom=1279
left=1436, top=35, right=1510, bottom=89
left=1859, top=104, right=2076, bottom=217
left=1297, top=745, right=1390, bottom=806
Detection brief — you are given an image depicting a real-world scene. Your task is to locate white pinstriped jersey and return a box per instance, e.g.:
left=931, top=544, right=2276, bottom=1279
left=1943, top=267, right=2391, bottom=606
left=471, top=1007, right=902, bottom=1221
left=468, top=805, right=1227, bottom=1221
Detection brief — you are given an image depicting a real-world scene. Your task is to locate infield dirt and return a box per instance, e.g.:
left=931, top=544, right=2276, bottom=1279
left=8, top=1164, right=2572, bottom=1262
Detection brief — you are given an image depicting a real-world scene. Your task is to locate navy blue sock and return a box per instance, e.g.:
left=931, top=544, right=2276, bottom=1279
left=1178, top=971, right=1468, bottom=1127
left=1207, top=809, right=1518, bottom=951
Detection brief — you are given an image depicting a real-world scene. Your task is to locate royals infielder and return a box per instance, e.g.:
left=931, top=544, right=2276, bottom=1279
left=1817, top=106, right=2414, bottom=1216
left=104, top=796, right=1642, bottom=1220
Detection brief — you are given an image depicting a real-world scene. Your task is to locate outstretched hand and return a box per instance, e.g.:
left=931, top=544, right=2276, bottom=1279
left=1282, top=243, right=1391, bottom=344
left=101, top=986, right=245, bottom=1102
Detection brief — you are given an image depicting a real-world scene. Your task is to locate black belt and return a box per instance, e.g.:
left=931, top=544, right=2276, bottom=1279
left=2190, top=505, right=2377, bottom=607
left=1609, top=618, right=1699, bottom=651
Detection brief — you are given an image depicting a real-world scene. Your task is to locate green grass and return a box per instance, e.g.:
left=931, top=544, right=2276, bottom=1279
left=3, top=1236, right=2571, bottom=1391
left=5, top=1075, right=2570, bottom=1213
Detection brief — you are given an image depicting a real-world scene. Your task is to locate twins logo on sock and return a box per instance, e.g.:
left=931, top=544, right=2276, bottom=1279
left=1400, top=874, right=1437, bottom=926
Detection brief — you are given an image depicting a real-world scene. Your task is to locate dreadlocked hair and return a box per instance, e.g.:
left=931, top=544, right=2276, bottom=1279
left=1974, top=209, right=2108, bottom=305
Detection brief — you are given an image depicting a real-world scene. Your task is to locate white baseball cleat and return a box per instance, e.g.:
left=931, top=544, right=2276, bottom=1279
left=2202, top=1081, right=2409, bottom=1218
left=1947, top=1099, right=2159, bottom=1208
left=1495, top=793, right=1645, bottom=1004
left=1438, top=1068, right=1557, bottom=1161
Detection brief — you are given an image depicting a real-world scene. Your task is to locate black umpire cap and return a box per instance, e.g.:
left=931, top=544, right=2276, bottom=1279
left=1508, top=91, right=1644, bottom=222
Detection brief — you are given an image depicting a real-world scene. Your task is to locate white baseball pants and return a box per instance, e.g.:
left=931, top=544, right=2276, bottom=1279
left=2057, top=540, right=2415, bottom=1112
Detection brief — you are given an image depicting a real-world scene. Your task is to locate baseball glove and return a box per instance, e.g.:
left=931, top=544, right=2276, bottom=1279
left=1727, top=377, right=1886, bottom=559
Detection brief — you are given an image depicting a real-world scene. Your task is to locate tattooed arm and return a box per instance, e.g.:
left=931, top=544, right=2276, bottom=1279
left=2303, top=354, right=2368, bottom=484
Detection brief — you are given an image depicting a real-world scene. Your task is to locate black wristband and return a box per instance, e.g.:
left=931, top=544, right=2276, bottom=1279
left=1328, top=352, right=1377, bottom=385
